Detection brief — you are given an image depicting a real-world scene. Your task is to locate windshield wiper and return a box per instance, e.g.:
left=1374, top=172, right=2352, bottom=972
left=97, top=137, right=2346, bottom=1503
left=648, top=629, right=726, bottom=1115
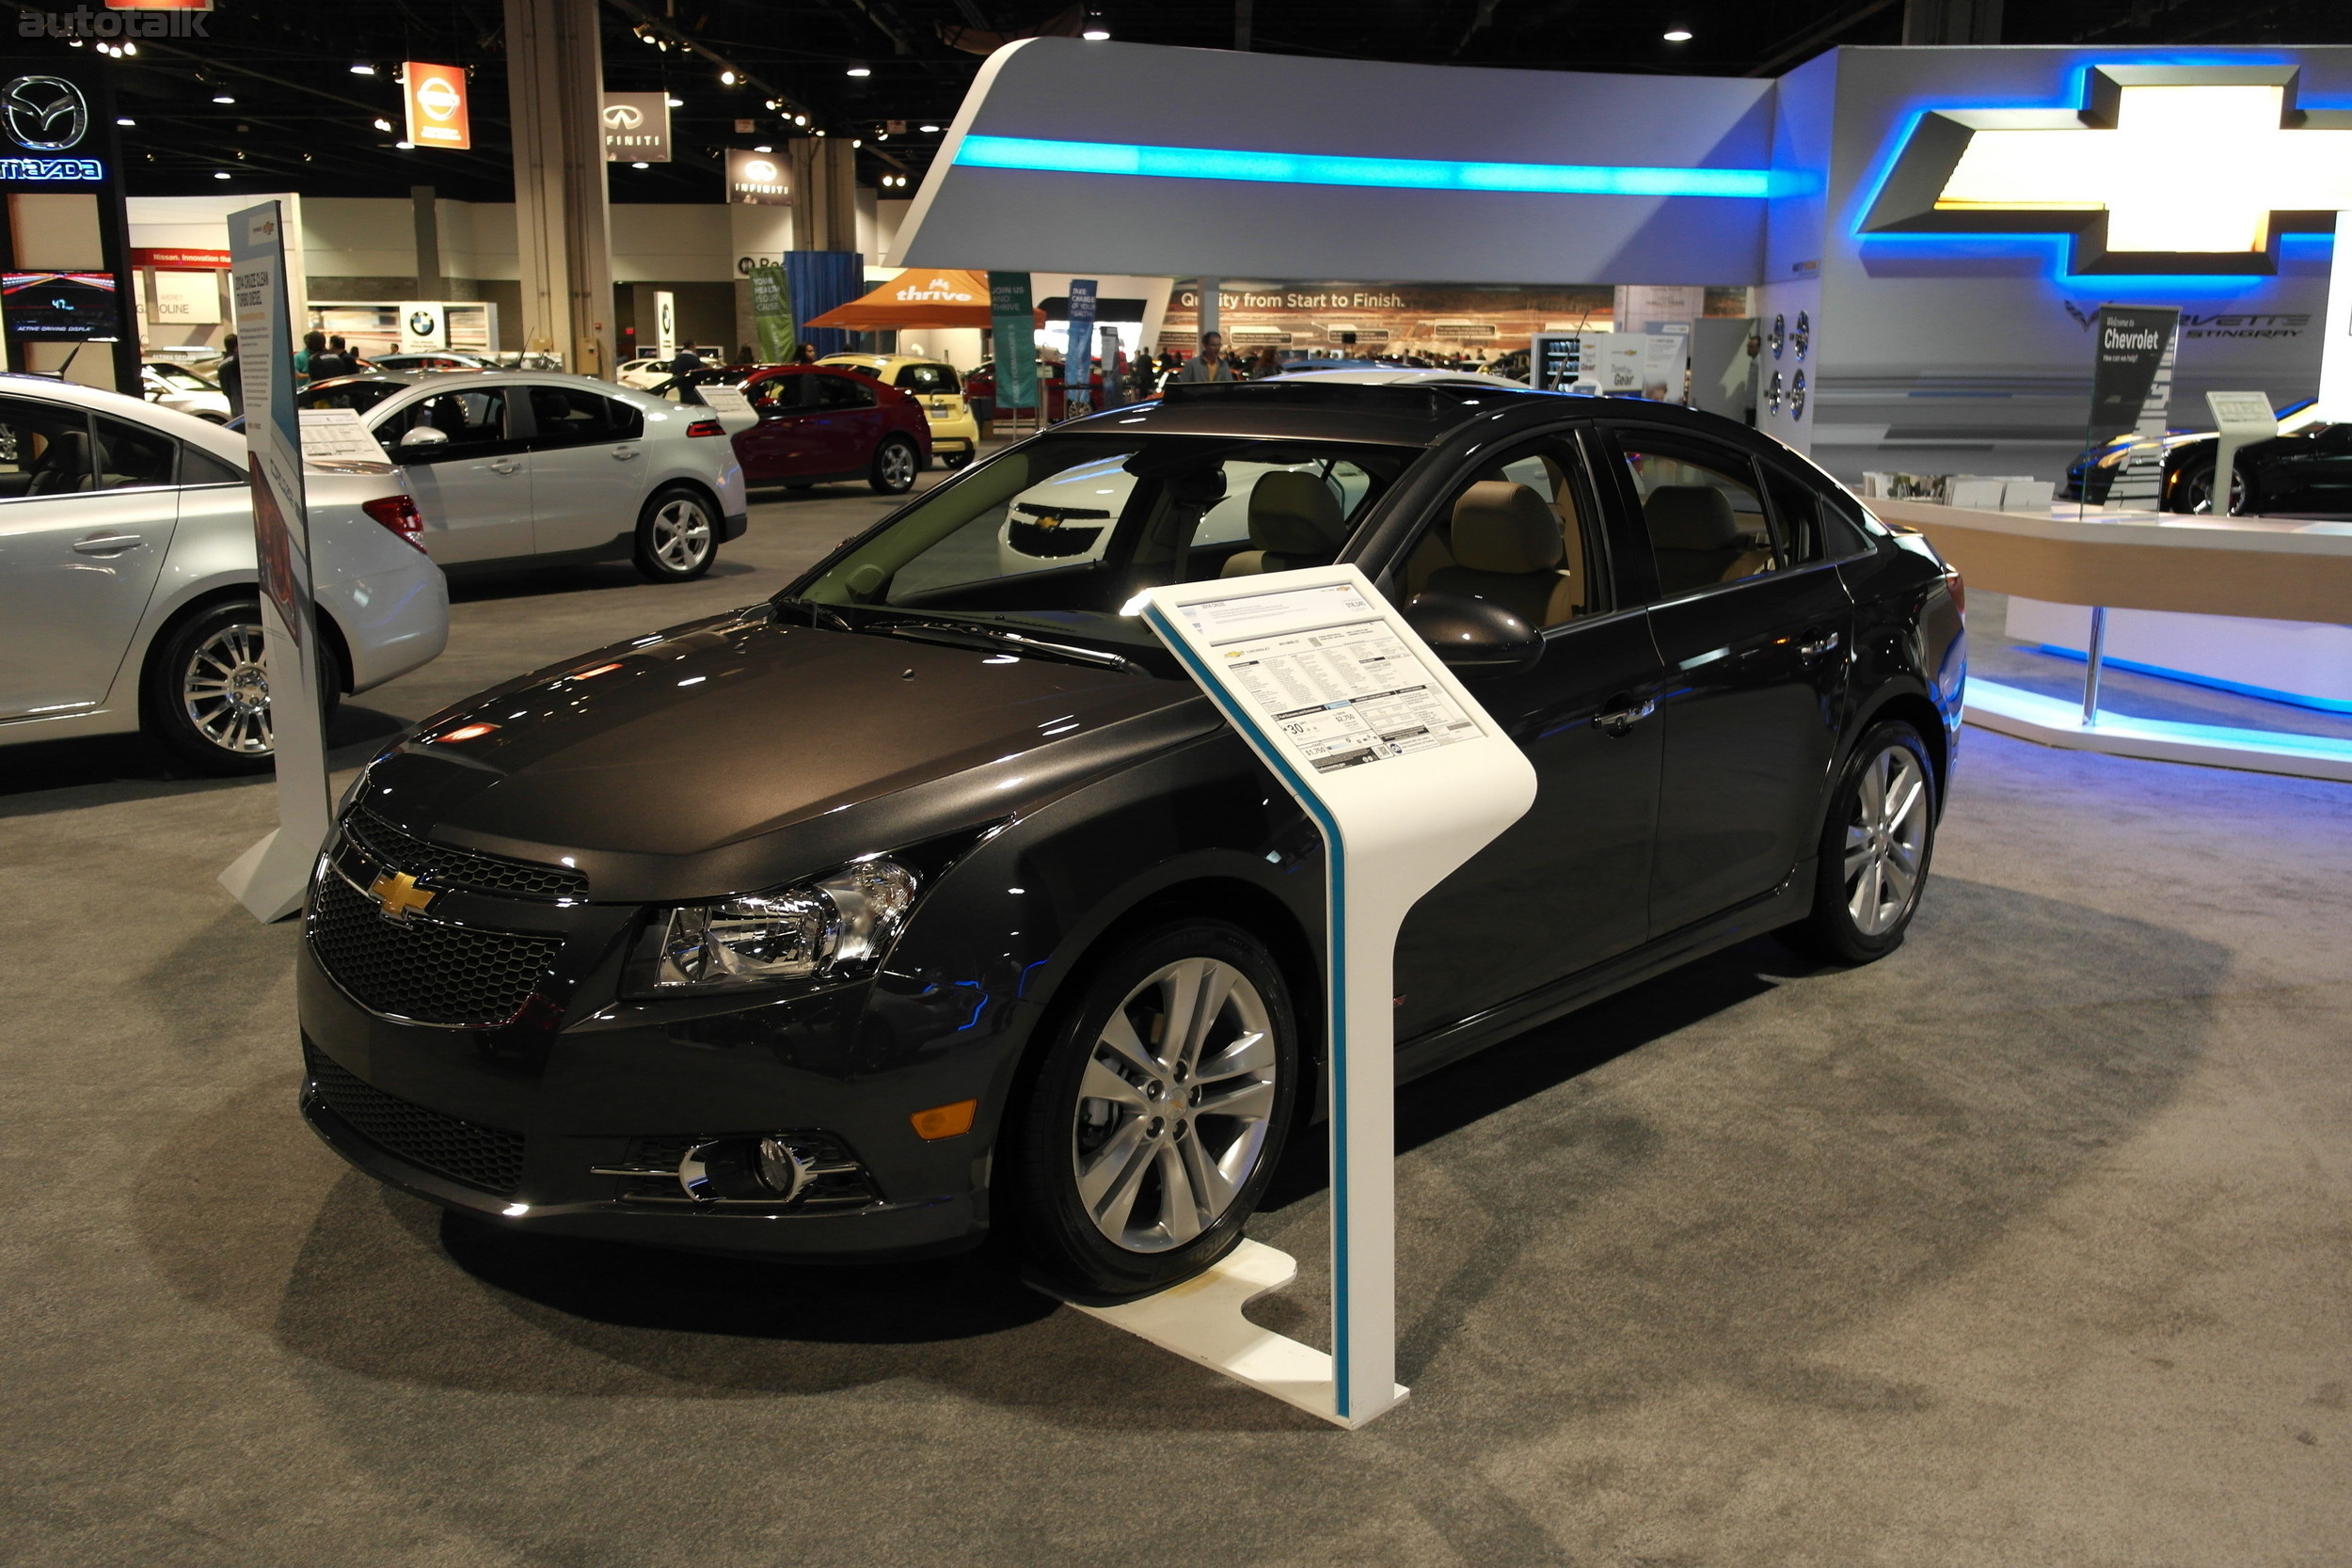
left=873, top=619, right=1137, bottom=673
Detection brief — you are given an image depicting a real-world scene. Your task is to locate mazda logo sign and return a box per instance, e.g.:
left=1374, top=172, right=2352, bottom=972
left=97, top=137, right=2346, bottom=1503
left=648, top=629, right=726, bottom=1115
left=602, top=103, right=643, bottom=131
left=4, top=76, right=89, bottom=153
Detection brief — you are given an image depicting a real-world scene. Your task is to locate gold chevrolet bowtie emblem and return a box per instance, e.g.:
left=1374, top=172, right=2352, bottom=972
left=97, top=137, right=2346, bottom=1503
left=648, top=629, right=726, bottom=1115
left=367, top=869, right=436, bottom=923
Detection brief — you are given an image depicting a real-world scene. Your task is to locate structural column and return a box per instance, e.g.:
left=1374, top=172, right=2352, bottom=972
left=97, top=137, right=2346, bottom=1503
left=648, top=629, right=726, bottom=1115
left=2321, top=212, right=2352, bottom=418
left=504, top=0, right=614, bottom=375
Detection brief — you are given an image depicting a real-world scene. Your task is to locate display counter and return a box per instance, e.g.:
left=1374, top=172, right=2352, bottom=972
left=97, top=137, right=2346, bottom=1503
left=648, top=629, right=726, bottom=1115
left=1871, top=499, right=2352, bottom=781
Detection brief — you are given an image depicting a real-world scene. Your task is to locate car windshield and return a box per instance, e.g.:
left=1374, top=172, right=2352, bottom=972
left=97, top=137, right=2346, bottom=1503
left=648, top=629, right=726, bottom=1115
left=151, top=365, right=215, bottom=391
left=786, top=432, right=1413, bottom=656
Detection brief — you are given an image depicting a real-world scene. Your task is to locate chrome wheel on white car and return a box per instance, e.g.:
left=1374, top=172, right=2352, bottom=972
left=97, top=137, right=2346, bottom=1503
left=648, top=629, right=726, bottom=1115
left=633, top=488, right=718, bottom=582
left=183, top=619, right=274, bottom=758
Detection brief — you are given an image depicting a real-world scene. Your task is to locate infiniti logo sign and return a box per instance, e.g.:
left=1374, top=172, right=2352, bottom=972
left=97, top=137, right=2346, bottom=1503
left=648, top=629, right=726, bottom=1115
left=602, top=103, right=643, bottom=131
left=4, top=75, right=88, bottom=152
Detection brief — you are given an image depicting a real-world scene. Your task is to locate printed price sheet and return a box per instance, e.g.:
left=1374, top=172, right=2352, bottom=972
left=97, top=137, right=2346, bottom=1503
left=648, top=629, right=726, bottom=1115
left=1185, top=583, right=1484, bottom=774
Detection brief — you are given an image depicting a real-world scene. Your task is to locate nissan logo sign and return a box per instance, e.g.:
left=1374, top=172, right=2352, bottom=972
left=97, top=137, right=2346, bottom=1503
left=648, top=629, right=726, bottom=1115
left=4, top=76, right=90, bottom=152
left=602, top=103, right=643, bottom=131
left=415, top=75, right=462, bottom=122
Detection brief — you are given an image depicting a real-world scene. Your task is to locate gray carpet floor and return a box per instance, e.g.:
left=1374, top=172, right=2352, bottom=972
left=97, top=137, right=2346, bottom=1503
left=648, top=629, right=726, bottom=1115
left=4, top=481, right=2347, bottom=1566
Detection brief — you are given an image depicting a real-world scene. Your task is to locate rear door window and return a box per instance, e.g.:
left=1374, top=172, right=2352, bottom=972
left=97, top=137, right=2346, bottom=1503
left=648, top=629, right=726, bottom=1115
left=528, top=386, right=619, bottom=447
left=816, top=373, right=879, bottom=410
left=0, top=398, right=92, bottom=499
left=93, top=417, right=179, bottom=490
left=1605, top=427, right=1778, bottom=600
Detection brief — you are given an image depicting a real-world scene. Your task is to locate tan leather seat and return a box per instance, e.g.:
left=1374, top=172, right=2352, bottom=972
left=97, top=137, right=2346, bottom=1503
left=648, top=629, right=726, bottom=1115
left=1424, top=481, right=1579, bottom=626
left=1646, top=485, right=1746, bottom=593
left=1219, top=470, right=1347, bottom=577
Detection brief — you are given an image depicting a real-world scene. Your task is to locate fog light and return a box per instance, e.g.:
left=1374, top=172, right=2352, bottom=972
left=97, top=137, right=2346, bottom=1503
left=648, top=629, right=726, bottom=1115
left=679, top=1133, right=813, bottom=1201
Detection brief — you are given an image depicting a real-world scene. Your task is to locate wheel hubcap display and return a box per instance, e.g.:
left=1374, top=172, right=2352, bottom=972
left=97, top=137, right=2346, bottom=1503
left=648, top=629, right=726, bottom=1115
left=183, top=622, right=274, bottom=755
left=1843, top=745, right=1929, bottom=936
left=881, top=444, right=914, bottom=486
left=1072, top=957, right=1279, bottom=1253
left=652, top=499, right=712, bottom=569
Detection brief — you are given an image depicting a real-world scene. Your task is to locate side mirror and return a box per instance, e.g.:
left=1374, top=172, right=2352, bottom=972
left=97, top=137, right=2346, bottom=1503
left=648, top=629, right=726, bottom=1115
left=395, top=425, right=451, bottom=452
left=1403, top=591, right=1543, bottom=678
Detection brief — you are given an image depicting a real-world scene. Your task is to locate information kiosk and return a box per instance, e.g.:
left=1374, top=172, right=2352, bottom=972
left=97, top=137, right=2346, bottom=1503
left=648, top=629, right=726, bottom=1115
left=1065, top=566, right=1536, bottom=1428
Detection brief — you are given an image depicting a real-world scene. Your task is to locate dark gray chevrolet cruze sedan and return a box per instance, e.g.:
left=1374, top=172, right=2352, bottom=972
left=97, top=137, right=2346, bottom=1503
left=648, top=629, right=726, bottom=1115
left=298, top=380, right=1965, bottom=1298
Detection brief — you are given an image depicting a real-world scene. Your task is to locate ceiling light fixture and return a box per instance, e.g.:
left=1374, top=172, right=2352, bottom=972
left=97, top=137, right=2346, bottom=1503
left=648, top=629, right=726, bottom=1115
left=666, top=96, right=684, bottom=106
left=720, top=70, right=738, bottom=86
left=753, top=143, right=772, bottom=152
left=846, top=65, right=870, bottom=77
left=372, top=117, right=392, bottom=131
left=349, top=62, right=375, bottom=75
left=1662, top=27, right=1692, bottom=41
left=632, top=161, right=649, bottom=168
left=919, top=123, right=940, bottom=133
left=116, top=115, right=135, bottom=126
left=396, top=139, right=415, bottom=150
left=213, top=171, right=230, bottom=180
left=212, top=93, right=235, bottom=104
left=793, top=114, right=808, bottom=126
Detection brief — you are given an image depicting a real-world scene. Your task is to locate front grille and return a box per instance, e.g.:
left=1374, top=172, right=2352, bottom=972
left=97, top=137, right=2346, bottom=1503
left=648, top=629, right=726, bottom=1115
left=304, top=1039, right=526, bottom=1196
left=344, top=807, right=588, bottom=901
left=309, top=870, right=561, bottom=1027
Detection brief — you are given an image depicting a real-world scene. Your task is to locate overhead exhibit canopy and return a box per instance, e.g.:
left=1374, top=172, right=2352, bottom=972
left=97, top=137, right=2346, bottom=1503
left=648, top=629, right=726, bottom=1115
left=802, top=268, right=1041, bottom=329
left=892, top=39, right=1779, bottom=285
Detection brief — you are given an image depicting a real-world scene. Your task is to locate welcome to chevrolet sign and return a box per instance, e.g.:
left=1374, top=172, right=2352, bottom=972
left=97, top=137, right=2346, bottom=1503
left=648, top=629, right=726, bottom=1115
left=1859, top=65, right=2352, bottom=275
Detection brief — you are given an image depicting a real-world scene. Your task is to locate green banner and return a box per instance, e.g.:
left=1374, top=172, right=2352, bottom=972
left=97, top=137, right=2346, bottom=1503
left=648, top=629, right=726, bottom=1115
left=748, top=261, right=795, bottom=362
left=988, top=270, right=1038, bottom=410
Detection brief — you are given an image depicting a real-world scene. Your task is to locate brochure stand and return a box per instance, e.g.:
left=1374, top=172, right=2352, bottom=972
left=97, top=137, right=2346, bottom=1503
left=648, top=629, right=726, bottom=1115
left=1058, top=566, right=1535, bottom=1428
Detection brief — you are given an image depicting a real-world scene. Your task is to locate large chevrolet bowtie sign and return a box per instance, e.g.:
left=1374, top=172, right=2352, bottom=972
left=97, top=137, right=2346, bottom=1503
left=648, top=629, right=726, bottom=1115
left=1860, top=65, right=2352, bottom=275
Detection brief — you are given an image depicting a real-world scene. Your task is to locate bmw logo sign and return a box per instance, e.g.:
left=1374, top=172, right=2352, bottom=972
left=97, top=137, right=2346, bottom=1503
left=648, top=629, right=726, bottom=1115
left=408, top=309, right=437, bottom=337
left=4, top=76, right=90, bottom=152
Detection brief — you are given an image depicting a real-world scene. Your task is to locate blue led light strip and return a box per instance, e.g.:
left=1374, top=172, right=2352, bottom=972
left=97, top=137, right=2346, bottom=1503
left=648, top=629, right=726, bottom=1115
left=958, top=134, right=1774, bottom=199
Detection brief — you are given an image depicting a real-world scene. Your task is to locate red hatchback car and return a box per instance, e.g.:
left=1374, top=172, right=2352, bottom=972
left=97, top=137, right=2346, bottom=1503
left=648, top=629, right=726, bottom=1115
left=734, top=365, right=931, bottom=494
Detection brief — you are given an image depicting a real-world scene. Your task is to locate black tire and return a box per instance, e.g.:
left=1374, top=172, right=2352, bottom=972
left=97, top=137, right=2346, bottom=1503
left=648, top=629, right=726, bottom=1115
left=632, top=486, right=718, bottom=581
left=1783, top=720, right=1938, bottom=964
left=868, top=436, right=919, bottom=495
left=2171, top=457, right=2254, bottom=517
left=940, top=448, right=974, bottom=470
left=1007, top=920, right=1300, bottom=1299
left=144, top=598, right=342, bottom=775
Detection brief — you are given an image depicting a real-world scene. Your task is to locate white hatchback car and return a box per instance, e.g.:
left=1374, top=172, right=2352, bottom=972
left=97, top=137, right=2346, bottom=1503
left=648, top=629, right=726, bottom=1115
left=297, top=372, right=748, bottom=580
left=0, top=375, right=449, bottom=773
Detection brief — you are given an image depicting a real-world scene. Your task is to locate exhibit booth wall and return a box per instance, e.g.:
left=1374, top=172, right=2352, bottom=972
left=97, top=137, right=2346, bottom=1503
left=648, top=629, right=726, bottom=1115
left=897, top=39, right=2352, bottom=483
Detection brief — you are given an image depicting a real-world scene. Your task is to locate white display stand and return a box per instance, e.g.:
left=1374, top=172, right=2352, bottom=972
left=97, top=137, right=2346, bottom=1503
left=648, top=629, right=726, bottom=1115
left=219, top=201, right=334, bottom=925
left=691, top=381, right=758, bottom=436
left=1087, top=565, right=1536, bottom=1428
left=2203, top=391, right=2278, bottom=516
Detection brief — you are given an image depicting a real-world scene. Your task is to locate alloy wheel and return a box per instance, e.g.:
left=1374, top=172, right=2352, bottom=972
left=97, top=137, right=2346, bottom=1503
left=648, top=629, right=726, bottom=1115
left=1844, top=743, right=1929, bottom=936
left=878, top=441, right=916, bottom=490
left=182, top=620, right=274, bottom=756
left=1071, top=957, right=1280, bottom=1254
left=650, top=499, right=713, bottom=570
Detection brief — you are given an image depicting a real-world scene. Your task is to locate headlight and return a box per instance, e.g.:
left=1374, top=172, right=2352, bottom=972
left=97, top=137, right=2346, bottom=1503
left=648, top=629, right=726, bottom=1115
left=651, top=857, right=917, bottom=990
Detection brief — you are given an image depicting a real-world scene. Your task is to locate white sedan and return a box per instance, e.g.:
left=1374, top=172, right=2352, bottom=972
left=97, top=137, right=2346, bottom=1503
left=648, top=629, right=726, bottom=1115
left=297, top=371, right=749, bottom=580
left=0, top=374, right=448, bottom=773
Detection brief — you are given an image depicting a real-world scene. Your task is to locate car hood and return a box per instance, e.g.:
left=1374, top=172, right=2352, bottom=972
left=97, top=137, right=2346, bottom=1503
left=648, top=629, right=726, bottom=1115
left=358, top=610, right=1208, bottom=902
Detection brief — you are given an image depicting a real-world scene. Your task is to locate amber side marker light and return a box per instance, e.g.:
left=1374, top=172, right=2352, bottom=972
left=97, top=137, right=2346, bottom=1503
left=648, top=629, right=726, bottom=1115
left=911, top=1100, right=977, bottom=1140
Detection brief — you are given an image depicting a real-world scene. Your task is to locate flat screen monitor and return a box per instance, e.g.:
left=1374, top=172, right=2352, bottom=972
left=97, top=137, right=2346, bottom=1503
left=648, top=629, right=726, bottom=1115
left=3, top=271, right=119, bottom=341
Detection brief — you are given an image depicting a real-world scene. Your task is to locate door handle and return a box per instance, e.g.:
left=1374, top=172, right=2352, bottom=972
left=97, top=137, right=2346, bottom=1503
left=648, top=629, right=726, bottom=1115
left=612, top=447, right=642, bottom=461
left=489, top=460, right=523, bottom=474
left=72, top=532, right=145, bottom=554
left=1798, top=629, right=1842, bottom=661
left=1591, top=696, right=1657, bottom=736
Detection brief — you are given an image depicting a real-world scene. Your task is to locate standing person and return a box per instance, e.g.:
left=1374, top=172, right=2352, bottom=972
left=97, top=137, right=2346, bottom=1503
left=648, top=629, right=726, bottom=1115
left=308, top=336, right=355, bottom=381
left=216, top=334, right=243, bottom=419
left=1130, top=347, right=1158, bottom=399
left=295, top=330, right=326, bottom=380
left=1172, top=331, right=1235, bottom=384
left=1249, top=345, right=1282, bottom=380
left=791, top=342, right=818, bottom=366
left=735, top=342, right=756, bottom=367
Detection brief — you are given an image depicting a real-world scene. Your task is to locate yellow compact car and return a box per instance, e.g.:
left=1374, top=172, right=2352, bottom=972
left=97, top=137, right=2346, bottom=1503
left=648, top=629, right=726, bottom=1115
left=819, top=353, right=980, bottom=468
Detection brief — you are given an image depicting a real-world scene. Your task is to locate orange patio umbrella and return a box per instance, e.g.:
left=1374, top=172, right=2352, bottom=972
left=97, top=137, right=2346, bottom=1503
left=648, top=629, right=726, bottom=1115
left=802, top=269, right=1042, bottom=330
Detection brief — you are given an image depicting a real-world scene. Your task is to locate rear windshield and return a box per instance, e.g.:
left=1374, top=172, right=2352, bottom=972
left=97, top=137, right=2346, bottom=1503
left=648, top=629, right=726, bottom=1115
left=894, top=363, right=961, bottom=395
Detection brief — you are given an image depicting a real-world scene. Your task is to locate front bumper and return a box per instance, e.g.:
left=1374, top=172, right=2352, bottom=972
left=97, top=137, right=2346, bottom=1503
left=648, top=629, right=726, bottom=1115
left=295, top=894, right=1021, bottom=1259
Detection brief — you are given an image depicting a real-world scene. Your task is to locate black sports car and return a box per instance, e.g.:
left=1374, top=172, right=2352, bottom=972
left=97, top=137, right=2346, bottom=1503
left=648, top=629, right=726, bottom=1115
left=2062, top=398, right=2352, bottom=515
left=297, top=381, right=1965, bottom=1298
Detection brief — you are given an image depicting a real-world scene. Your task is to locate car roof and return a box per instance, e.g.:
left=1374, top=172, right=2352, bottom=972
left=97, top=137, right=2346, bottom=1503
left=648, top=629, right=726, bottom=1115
left=1060, top=378, right=1555, bottom=445
left=1268, top=366, right=1531, bottom=390
left=0, top=370, right=246, bottom=459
